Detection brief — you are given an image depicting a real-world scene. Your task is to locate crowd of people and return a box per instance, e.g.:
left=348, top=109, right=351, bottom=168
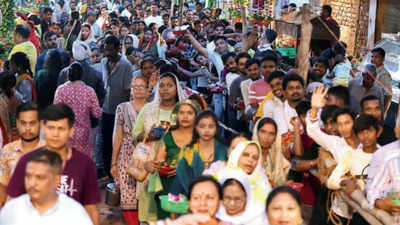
left=0, top=0, right=398, bottom=225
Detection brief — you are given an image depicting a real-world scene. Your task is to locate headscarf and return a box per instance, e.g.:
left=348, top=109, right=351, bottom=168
left=216, top=168, right=268, bottom=225
left=252, top=119, right=291, bottom=186
left=170, top=99, right=202, bottom=129
left=72, top=40, right=91, bottom=61
left=226, top=141, right=272, bottom=204
left=77, top=23, right=96, bottom=46
left=141, top=73, right=186, bottom=135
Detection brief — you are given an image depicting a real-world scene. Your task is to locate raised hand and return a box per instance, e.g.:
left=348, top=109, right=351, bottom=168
left=311, top=85, right=328, bottom=109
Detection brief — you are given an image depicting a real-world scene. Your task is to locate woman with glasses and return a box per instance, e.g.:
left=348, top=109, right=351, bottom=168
left=217, top=168, right=268, bottom=225
left=111, top=76, right=149, bottom=225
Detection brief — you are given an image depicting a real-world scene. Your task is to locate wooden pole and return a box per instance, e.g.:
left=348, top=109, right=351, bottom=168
left=169, top=0, right=174, bottom=26
left=295, top=4, right=312, bottom=85
left=178, top=0, right=184, bottom=26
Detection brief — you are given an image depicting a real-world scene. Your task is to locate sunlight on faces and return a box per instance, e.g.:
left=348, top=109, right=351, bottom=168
left=247, top=63, right=260, bottom=80
left=222, top=181, right=247, bottom=216
left=159, top=76, right=177, bottom=102
left=336, top=114, right=354, bottom=139
left=284, top=81, right=304, bottom=102
left=131, top=77, right=148, bottom=99
left=80, top=26, right=90, bottom=41
left=237, top=144, right=259, bottom=175
left=269, top=78, right=283, bottom=99
left=17, top=110, right=40, bottom=141
left=357, top=127, right=378, bottom=149
left=177, top=104, right=196, bottom=129
left=25, top=162, right=60, bottom=203
left=238, top=57, right=248, bottom=74
left=196, top=116, right=217, bottom=142
left=214, top=39, right=227, bottom=54
left=227, top=136, right=248, bottom=157
left=362, top=99, right=382, bottom=122
left=261, top=60, right=277, bottom=78
left=267, top=193, right=303, bottom=225
left=257, top=123, right=276, bottom=150
left=226, top=56, right=238, bottom=73
left=189, top=181, right=220, bottom=217
left=41, top=118, right=74, bottom=151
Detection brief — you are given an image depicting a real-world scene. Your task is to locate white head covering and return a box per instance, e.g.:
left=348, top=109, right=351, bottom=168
left=216, top=168, right=268, bottom=225
left=72, top=40, right=91, bottom=61
left=77, top=23, right=96, bottom=45
left=226, top=141, right=272, bottom=205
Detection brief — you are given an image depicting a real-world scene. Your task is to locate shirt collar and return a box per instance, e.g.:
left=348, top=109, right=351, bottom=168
left=26, top=194, right=61, bottom=217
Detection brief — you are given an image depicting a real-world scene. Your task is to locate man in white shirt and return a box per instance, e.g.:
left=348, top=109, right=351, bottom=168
left=144, top=4, right=163, bottom=27
left=273, top=74, right=305, bottom=135
left=263, top=71, right=286, bottom=118
left=0, top=150, right=93, bottom=225
left=121, top=3, right=134, bottom=18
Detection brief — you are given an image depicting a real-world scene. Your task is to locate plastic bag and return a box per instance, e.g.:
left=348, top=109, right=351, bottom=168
left=147, top=171, right=163, bottom=193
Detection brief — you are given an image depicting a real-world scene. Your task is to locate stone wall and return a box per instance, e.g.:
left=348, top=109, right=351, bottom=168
left=322, top=0, right=369, bottom=57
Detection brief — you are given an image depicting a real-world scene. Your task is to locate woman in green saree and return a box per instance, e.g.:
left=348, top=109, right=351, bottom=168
left=154, top=99, right=201, bottom=219
left=170, top=110, right=227, bottom=196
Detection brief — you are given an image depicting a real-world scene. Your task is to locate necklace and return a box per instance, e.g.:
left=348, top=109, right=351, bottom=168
left=199, top=144, right=214, bottom=169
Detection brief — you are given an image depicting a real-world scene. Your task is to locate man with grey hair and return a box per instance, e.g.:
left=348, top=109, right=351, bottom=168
left=348, top=64, right=384, bottom=114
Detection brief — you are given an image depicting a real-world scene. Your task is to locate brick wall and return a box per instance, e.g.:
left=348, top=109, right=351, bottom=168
left=323, top=0, right=369, bottom=57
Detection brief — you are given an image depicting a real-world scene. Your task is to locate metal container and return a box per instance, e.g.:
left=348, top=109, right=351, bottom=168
left=105, top=183, right=120, bottom=206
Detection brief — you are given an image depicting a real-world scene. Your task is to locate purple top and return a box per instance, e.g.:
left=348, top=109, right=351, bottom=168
left=6, top=149, right=101, bottom=205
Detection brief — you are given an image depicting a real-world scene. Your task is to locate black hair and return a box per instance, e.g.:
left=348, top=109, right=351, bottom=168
left=16, top=102, right=39, bottom=119
left=41, top=104, right=75, bottom=128
left=234, top=22, right=242, bottom=32
left=71, top=11, right=80, bottom=20
left=214, top=35, right=227, bottom=43
left=43, top=49, right=69, bottom=100
left=320, top=105, right=339, bottom=124
left=222, top=52, right=236, bottom=64
left=261, top=54, right=278, bottom=65
left=282, top=74, right=304, bottom=90
left=126, top=47, right=136, bottom=56
left=295, top=101, right=311, bottom=116
left=354, top=114, right=379, bottom=135
left=333, top=107, right=356, bottom=122
left=313, top=56, right=329, bottom=69
left=222, top=179, right=247, bottom=196
left=245, top=58, right=260, bottom=69
left=229, top=133, right=250, bottom=146
left=257, top=117, right=277, bottom=135
left=15, top=24, right=31, bottom=39
left=162, top=14, right=170, bottom=18
left=104, top=35, right=120, bottom=48
left=43, top=7, right=53, bottom=14
left=322, top=5, right=332, bottom=16
left=189, top=110, right=220, bottom=146
left=10, top=52, right=33, bottom=77
left=266, top=70, right=285, bottom=83
left=0, top=72, right=16, bottom=98
left=360, top=95, right=381, bottom=110
left=327, top=86, right=350, bottom=107
left=236, top=52, right=251, bottom=64
left=371, top=47, right=385, bottom=59
left=68, top=62, right=83, bottom=81
left=43, top=31, right=56, bottom=41
left=266, top=186, right=301, bottom=210
left=27, top=149, right=62, bottom=174
left=140, top=57, right=155, bottom=69
left=289, top=3, right=297, bottom=7
left=188, top=176, right=223, bottom=200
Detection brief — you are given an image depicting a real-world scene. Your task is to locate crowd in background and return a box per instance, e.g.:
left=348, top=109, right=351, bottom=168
left=0, top=1, right=398, bottom=225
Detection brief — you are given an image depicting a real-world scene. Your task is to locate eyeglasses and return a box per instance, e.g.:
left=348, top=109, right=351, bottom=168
left=132, top=85, right=147, bottom=90
left=223, top=196, right=245, bottom=204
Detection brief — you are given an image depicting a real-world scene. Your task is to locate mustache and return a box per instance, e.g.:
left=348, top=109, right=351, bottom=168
left=21, top=135, right=40, bottom=142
